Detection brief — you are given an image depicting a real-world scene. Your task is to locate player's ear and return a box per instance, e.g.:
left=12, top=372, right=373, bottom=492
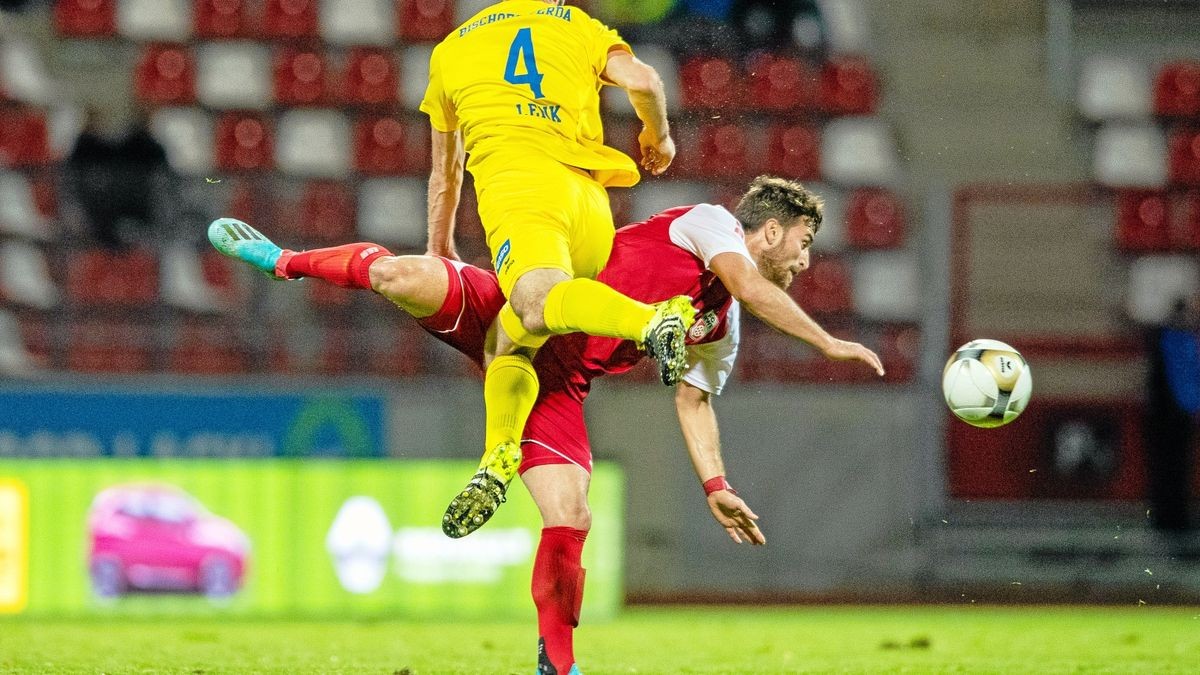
left=764, top=218, right=782, bottom=246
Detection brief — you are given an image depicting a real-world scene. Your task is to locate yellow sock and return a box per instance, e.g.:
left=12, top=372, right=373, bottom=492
left=542, top=278, right=656, bottom=341
left=483, top=354, right=540, bottom=455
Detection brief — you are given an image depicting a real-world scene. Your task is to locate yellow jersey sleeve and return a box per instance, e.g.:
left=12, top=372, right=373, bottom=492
left=588, top=17, right=631, bottom=81
left=419, top=44, right=459, bottom=133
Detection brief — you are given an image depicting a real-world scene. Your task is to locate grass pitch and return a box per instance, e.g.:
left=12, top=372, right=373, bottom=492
left=2, top=606, right=1198, bottom=674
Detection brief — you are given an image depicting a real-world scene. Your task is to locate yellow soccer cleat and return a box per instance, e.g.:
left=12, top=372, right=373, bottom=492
left=442, top=441, right=522, bottom=538
left=640, top=295, right=697, bottom=386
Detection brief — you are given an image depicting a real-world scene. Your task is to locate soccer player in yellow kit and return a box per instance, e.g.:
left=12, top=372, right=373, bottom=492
left=421, top=0, right=698, bottom=539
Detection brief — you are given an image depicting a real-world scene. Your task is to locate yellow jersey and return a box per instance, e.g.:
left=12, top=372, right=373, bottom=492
left=419, top=0, right=640, bottom=188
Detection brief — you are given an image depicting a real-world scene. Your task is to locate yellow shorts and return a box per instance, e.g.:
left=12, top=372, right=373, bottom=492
left=473, top=151, right=615, bottom=297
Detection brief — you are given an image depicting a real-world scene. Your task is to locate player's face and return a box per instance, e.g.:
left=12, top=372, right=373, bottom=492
left=759, top=219, right=814, bottom=290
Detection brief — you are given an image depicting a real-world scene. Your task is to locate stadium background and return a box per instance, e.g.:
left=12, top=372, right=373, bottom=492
left=0, top=0, right=1198, bottom=631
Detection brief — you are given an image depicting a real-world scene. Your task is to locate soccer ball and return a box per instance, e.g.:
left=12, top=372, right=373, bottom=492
left=942, top=339, right=1033, bottom=428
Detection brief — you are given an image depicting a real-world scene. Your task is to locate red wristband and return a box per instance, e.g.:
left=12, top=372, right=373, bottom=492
left=702, top=476, right=736, bottom=496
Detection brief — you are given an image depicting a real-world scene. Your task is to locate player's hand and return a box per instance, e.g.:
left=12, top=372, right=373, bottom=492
left=707, top=490, right=766, bottom=545
left=821, top=338, right=885, bottom=377
left=638, top=126, right=675, bottom=176
left=425, top=245, right=461, bottom=262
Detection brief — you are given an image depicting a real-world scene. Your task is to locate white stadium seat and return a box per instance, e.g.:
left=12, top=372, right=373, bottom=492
left=0, top=171, right=51, bottom=241
left=851, top=251, right=920, bottom=321
left=320, top=0, right=396, bottom=46
left=808, top=183, right=846, bottom=253
left=1092, top=123, right=1167, bottom=188
left=1126, top=255, right=1200, bottom=325
left=821, top=117, right=900, bottom=186
left=0, top=38, right=55, bottom=105
left=400, top=44, right=435, bottom=110
left=0, top=241, right=57, bottom=310
left=276, top=109, right=351, bottom=178
left=1077, top=56, right=1152, bottom=121
left=629, top=181, right=709, bottom=222
left=455, top=0, right=494, bottom=23
left=815, top=0, right=871, bottom=55
left=151, top=107, right=215, bottom=175
left=47, top=105, right=85, bottom=158
left=197, top=42, right=272, bottom=110
left=358, top=178, right=426, bottom=246
left=0, top=309, right=35, bottom=376
left=117, top=0, right=192, bottom=41
left=603, top=44, right=681, bottom=113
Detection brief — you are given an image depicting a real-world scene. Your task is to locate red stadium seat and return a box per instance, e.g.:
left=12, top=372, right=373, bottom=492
left=765, top=122, right=821, bottom=180
left=353, top=115, right=431, bottom=175
left=879, top=324, right=919, bottom=383
left=1167, top=128, right=1200, bottom=186
left=791, top=255, right=853, bottom=315
left=296, top=180, right=356, bottom=243
left=1153, top=61, right=1200, bottom=119
left=1170, top=190, right=1200, bottom=251
left=215, top=113, right=274, bottom=172
left=67, top=319, right=153, bottom=373
left=1114, top=189, right=1171, bottom=251
left=341, top=49, right=399, bottom=106
left=65, top=249, right=159, bottom=307
left=0, top=108, right=51, bottom=168
left=819, top=56, right=878, bottom=116
left=845, top=188, right=906, bottom=249
left=169, top=320, right=249, bottom=374
left=134, top=45, right=196, bottom=105
left=697, top=122, right=753, bottom=179
left=680, top=56, right=741, bottom=110
left=367, top=321, right=429, bottom=378
left=398, top=0, right=455, bottom=42
left=746, top=53, right=817, bottom=113
left=54, top=0, right=116, bottom=38
left=263, top=0, right=319, bottom=40
left=273, top=48, right=330, bottom=105
left=195, top=0, right=254, bottom=39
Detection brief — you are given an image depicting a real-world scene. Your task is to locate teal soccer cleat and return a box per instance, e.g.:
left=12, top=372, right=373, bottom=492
left=535, top=638, right=583, bottom=675
left=208, top=218, right=284, bottom=279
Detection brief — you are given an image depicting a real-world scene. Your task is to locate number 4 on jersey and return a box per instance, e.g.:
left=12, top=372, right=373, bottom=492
left=504, top=27, right=545, bottom=99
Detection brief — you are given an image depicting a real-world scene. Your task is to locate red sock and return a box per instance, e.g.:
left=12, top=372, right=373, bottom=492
left=531, top=526, right=588, bottom=673
left=277, top=243, right=392, bottom=289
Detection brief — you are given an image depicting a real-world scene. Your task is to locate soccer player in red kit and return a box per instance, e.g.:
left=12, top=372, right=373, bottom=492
left=209, top=176, right=883, bottom=674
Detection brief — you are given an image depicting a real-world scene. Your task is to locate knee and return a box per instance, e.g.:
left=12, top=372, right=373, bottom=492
left=508, top=288, right=549, bottom=334
left=544, top=504, right=591, bottom=532
left=369, top=256, right=419, bottom=298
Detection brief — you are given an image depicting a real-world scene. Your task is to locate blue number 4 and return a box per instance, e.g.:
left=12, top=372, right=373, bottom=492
left=504, top=27, right=544, bottom=99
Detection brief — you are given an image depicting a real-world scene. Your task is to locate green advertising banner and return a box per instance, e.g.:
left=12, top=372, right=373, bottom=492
left=0, top=461, right=623, bottom=620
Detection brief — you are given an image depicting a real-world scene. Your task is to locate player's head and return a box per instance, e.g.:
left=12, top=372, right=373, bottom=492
left=734, top=176, right=824, bottom=289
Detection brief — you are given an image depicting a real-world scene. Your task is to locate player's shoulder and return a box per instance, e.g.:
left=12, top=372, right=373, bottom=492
left=675, top=203, right=739, bottom=227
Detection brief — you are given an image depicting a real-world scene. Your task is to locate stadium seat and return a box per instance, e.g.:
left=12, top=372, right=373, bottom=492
left=65, top=248, right=159, bottom=307
left=195, top=0, right=254, bottom=39
left=0, top=309, right=37, bottom=375
left=362, top=321, right=427, bottom=377
left=680, top=55, right=741, bottom=110
left=815, top=0, right=870, bottom=54
left=0, top=242, right=57, bottom=310
left=629, top=181, right=709, bottom=222
left=307, top=277, right=356, bottom=309
left=398, top=0, right=455, bottom=42
left=263, top=0, right=320, bottom=39
left=1125, top=254, right=1199, bottom=324
left=215, top=112, right=274, bottom=172
left=399, top=44, right=434, bottom=109
left=1114, top=189, right=1171, bottom=252
left=696, top=122, right=754, bottom=179
left=791, top=255, right=854, bottom=315
left=1171, top=191, right=1200, bottom=251
left=296, top=180, right=356, bottom=243
left=878, top=323, right=920, bottom=383
left=47, top=106, right=85, bottom=158
left=160, top=243, right=224, bottom=313
left=0, top=171, right=51, bottom=240
left=1093, top=123, right=1167, bottom=188
left=117, top=0, right=191, bottom=41
left=358, top=178, right=426, bottom=246
left=274, top=48, right=330, bottom=106
left=67, top=319, right=153, bottom=373
left=603, top=44, right=681, bottom=114
left=0, top=108, right=50, bottom=168
left=353, top=115, right=429, bottom=175
left=845, top=188, right=906, bottom=249
left=746, top=53, right=816, bottom=113
left=341, top=48, right=400, bottom=106
left=276, top=108, right=351, bottom=177
left=455, top=0, right=493, bottom=23
left=821, top=117, right=899, bottom=186
left=319, top=0, right=395, bottom=46
left=151, top=107, right=214, bottom=174
left=765, top=122, right=821, bottom=180
left=1153, top=60, right=1200, bottom=119
left=851, top=252, right=919, bottom=321
left=134, top=45, right=196, bottom=105
left=818, top=56, right=878, bottom=116
left=1077, top=55, right=1152, bottom=122
left=0, top=39, right=55, bottom=106
left=1167, top=128, right=1200, bottom=186
left=54, top=0, right=117, bottom=38
left=168, top=320, right=249, bottom=374
left=197, top=42, right=272, bottom=110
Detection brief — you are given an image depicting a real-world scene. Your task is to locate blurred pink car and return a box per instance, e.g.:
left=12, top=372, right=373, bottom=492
left=87, top=483, right=250, bottom=599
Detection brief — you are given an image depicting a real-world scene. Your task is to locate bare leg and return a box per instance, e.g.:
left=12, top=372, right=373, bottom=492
left=368, top=255, right=451, bottom=319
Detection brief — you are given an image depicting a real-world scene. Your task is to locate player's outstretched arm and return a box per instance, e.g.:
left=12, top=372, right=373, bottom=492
left=709, top=253, right=885, bottom=376
left=603, top=51, right=675, bottom=175
left=426, top=128, right=465, bottom=260
left=674, top=381, right=766, bottom=546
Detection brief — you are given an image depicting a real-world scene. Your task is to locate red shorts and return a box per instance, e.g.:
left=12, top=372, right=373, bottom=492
left=417, top=257, right=593, bottom=475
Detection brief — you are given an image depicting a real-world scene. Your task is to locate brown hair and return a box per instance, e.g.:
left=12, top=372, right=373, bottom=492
left=732, top=175, right=824, bottom=233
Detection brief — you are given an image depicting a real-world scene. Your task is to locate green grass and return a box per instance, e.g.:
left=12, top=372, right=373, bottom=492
left=2, top=606, right=1199, bottom=674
